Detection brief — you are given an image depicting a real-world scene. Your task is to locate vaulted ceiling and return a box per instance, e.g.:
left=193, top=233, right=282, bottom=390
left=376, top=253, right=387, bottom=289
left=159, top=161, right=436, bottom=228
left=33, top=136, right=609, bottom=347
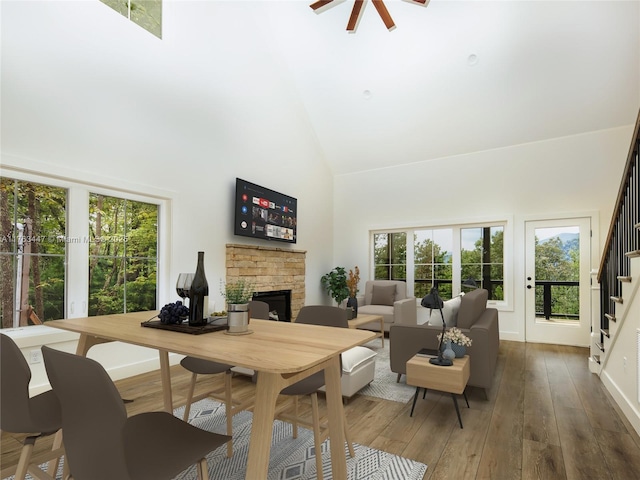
left=2, top=1, right=639, bottom=176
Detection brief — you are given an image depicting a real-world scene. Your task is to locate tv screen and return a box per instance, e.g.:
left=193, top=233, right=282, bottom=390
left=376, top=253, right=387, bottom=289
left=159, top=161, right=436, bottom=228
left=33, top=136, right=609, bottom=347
left=234, top=178, right=297, bottom=244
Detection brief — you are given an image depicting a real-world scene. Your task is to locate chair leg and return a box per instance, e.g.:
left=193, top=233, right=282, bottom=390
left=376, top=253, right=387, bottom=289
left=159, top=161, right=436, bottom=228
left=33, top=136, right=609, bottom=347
left=183, top=372, right=199, bottom=422
left=224, top=371, right=234, bottom=458
left=195, top=458, right=208, bottom=480
left=15, top=437, right=36, bottom=480
left=292, top=396, right=299, bottom=439
left=310, top=393, right=324, bottom=480
left=46, top=429, right=63, bottom=476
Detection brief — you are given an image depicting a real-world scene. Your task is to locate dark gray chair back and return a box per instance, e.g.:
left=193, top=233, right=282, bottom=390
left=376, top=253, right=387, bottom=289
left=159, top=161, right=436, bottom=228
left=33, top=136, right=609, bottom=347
left=248, top=300, right=270, bottom=320
left=295, top=305, right=348, bottom=328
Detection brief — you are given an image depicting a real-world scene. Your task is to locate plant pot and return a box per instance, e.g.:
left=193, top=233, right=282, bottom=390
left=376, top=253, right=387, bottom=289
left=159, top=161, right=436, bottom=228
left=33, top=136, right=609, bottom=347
left=227, top=303, right=250, bottom=333
left=347, top=297, right=358, bottom=317
left=451, top=343, right=466, bottom=358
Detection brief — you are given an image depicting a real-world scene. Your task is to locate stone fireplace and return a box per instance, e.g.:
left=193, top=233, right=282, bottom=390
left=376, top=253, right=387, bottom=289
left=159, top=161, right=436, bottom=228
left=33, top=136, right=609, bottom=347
left=225, top=244, right=305, bottom=320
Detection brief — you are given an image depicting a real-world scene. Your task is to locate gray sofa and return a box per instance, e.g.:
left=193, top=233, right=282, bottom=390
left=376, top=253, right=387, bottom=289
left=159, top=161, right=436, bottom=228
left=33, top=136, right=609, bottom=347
left=389, top=288, right=499, bottom=396
left=355, top=280, right=417, bottom=332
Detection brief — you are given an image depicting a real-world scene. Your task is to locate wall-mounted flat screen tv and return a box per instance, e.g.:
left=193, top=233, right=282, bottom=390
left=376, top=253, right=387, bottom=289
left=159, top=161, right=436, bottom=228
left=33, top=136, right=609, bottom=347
left=234, top=178, right=297, bottom=244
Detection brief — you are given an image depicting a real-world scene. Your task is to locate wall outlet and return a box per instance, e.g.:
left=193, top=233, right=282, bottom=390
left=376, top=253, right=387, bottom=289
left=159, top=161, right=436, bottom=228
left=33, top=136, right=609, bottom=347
left=29, top=349, right=42, bottom=364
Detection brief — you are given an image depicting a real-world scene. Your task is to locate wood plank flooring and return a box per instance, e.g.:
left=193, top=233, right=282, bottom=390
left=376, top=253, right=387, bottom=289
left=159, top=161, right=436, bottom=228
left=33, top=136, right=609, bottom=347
left=2, top=340, right=640, bottom=479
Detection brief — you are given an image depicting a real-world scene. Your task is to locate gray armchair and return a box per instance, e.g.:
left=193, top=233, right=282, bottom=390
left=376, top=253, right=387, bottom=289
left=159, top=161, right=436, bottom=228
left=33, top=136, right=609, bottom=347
left=356, top=280, right=417, bottom=332
left=389, top=288, right=499, bottom=397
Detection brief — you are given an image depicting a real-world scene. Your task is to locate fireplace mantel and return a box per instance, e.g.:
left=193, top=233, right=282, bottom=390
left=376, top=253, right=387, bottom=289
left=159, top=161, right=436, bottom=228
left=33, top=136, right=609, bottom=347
left=225, top=244, right=306, bottom=320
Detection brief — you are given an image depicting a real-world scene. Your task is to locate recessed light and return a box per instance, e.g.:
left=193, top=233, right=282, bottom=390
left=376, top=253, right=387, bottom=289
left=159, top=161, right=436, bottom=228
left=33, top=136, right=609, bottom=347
left=363, top=90, right=373, bottom=99
left=467, top=54, right=479, bottom=66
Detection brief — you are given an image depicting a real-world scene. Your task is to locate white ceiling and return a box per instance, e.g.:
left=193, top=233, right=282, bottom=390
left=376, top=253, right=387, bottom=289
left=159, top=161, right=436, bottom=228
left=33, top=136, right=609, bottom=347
left=2, top=1, right=639, bottom=176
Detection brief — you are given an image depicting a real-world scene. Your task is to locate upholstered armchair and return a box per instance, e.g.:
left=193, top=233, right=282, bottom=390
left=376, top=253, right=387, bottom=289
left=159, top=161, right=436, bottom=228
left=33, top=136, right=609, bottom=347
left=356, top=280, right=417, bottom=332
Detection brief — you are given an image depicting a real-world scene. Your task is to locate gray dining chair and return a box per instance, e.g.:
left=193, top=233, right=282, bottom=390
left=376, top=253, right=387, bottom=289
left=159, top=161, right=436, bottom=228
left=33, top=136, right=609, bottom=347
left=180, top=299, right=270, bottom=457
left=273, top=305, right=355, bottom=480
left=0, top=334, right=65, bottom=480
left=42, top=345, right=230, bottom=480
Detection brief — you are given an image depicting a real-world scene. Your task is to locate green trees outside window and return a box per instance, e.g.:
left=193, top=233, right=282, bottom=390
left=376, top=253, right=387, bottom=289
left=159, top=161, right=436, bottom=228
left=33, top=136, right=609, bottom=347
left=0, top=178, right=66, bottom=328
left=89, top=193, right=158, bottom=316
left=373, top=232, right=406, bottom=281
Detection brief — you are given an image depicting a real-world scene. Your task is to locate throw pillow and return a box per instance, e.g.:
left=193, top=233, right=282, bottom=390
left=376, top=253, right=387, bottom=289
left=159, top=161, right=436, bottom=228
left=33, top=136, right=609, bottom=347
left=371, top=284, right=396, bottom=306
left=427, top=295, right=462, bottom=327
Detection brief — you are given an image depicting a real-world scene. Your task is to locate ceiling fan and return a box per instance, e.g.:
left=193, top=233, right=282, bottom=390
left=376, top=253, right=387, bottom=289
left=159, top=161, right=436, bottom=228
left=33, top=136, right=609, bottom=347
left=309, top=0, right=427, bottom=32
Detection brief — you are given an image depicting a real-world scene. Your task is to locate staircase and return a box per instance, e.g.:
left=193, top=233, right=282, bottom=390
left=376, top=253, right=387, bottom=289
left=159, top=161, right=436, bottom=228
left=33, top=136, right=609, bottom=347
left=593, top=109, right=640, bottom=436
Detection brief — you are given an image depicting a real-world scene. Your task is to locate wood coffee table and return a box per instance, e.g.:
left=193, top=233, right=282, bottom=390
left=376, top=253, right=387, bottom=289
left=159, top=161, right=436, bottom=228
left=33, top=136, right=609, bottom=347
left=348, top=313, right=384, bottom=347
left=406, top=354, right=470, bottom=428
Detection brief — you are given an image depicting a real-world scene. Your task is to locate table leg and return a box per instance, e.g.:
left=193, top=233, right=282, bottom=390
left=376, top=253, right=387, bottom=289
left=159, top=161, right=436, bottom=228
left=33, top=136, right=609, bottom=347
left=324, top=355, right=347, bottom=479
left=463, top=390, right=470, bottom=408
left=246, top=371, right=282, bottom=479
left=158, top=350, right=173, bottom=413
left=410, top=387, right=420, bottom=417
left=451, top=393, right=463, bottom=428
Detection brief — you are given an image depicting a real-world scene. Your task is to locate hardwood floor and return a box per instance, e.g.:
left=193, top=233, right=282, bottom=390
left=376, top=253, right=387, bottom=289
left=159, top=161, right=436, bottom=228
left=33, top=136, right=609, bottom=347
left=3, top=340, right=640, bottom=479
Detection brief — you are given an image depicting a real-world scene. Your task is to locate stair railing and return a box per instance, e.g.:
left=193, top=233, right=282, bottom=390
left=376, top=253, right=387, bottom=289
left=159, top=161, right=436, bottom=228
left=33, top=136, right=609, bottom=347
left=597, top=109, right=640, bottom=355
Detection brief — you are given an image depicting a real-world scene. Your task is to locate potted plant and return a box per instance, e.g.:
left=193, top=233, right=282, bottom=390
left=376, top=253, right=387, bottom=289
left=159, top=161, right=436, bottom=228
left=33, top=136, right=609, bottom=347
left=320, top=267, right=350, bottom=307
left=437, top=327, right=472, bottom=358
left=221, top=278, right=255, bottom=334
left=346, top=266, right=360, bottom=317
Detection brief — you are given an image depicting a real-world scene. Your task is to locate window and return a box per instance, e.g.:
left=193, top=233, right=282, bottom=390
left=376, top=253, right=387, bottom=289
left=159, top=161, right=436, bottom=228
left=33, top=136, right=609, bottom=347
left=373, top=232, right=406, bottom=281
left=0, top=178, right=67, bottom=328
left=100, top=0, right=162, bottom=38
left=1, top=174, right=162, bottom=329
left=461, top=226, right=504, bottom=300
left=88, top=194, right=158, bottom=316
left=414, top=229, right=453, bottom=299
left=372, top=222, right=507, bottom=303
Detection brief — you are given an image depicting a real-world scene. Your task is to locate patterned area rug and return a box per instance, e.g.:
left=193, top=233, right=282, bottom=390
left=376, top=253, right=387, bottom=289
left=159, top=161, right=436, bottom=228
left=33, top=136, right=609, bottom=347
left=357, top=338, right=417, bottom=404
left=173, top=398, right=427, bottom=480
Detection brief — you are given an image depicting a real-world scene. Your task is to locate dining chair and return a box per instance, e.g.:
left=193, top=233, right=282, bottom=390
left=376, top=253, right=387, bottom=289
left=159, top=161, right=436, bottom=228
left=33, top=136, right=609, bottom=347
left=0, top=334, right=65, bottom=480
left=274, top=305, right=355, bottom=480
left=41, top=345, right=230, bottom=480
left=179, top=300, right=269, bottom=457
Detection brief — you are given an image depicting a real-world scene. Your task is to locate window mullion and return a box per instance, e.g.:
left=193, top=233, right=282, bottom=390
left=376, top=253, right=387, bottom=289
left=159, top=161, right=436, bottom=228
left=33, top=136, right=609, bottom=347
left=66, top=187, right=89, bottom=318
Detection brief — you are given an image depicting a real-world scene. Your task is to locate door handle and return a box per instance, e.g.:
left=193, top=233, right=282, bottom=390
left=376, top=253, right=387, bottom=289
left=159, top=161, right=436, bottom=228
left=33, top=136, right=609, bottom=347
left=527, top=285, right=532, bottom=289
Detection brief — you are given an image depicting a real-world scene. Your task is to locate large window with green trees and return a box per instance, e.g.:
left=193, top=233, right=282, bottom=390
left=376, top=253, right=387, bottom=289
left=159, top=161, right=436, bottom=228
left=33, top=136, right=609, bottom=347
left=0, top=174, right=161, bottom=329
left=373, top=232, right=406, bottom=281
left=372, top=222, right=507, bottom=302
left=89, top=193, right=158, bottom=316
left=0, top=178, right=67, bottom=328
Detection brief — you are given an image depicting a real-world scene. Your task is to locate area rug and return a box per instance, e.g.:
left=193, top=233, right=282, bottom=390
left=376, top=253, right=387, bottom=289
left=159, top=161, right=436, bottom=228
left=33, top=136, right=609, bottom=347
left=357, top=339, right=417, bottom=404
left=172, top=398, right=427, bottom=480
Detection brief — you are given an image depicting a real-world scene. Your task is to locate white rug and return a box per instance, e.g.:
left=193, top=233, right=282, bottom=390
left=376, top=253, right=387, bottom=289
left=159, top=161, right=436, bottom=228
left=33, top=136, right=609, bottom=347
left=173, top=398, right=427, bottom=480
left=357, top=339, right=417, bottom=404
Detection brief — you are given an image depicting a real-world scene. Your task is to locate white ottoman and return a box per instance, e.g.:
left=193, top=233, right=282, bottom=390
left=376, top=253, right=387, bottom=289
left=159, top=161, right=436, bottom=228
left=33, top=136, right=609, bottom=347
left=320, top=345, right=377, bottom=399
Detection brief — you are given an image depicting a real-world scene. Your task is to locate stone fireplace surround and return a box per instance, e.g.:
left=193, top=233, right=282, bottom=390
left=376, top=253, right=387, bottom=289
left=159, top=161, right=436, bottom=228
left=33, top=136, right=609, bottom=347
left=225, top=243, right=306, bottom=320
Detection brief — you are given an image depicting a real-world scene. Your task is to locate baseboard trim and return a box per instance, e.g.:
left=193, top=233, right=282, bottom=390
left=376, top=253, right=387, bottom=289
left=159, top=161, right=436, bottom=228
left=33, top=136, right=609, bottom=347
left=601, top=369, right=640, bottom=437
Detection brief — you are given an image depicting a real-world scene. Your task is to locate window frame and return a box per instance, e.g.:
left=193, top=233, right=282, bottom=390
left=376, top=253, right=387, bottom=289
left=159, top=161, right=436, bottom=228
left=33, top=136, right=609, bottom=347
left=0, top=168, right=170, bottom=330
left=370, top=218, right=512, bottom=310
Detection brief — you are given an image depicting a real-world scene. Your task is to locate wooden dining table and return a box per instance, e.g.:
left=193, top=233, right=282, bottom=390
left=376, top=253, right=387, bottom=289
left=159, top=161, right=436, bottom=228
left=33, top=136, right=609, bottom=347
left=47, top=311, right=375, bottom=479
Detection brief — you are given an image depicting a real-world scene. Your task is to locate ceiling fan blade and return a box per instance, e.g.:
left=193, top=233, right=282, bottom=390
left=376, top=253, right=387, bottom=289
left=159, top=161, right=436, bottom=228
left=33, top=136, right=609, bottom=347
left=310, top=0, right=334, bottom=11
left=347, top=0, right=366, bottom=31
left=372, top=0, right=395, bottom=30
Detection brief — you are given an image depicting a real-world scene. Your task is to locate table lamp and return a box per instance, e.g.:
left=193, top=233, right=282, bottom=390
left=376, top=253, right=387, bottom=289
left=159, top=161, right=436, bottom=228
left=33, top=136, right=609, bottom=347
left=421, top=286, right=453, bottom=367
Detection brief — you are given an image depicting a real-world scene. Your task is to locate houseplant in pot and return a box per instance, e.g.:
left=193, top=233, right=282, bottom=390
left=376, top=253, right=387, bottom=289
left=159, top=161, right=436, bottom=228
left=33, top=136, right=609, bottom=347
left=221, top=278, right=255, bottom=334
left=437, top=327, right=473, bottom=358
left=320, top=266, right=350, bottom=316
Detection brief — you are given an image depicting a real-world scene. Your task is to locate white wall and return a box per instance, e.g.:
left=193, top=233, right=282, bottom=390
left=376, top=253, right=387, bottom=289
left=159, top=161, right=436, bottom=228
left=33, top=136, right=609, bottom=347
left=332, top=126, right=633, bottom=341
left=1, top=1, right=336, bottom=392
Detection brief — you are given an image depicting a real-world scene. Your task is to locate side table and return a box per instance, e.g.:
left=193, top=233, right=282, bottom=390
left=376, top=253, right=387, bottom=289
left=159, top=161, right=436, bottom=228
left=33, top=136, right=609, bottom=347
left=406, top=354, right=470, bottom=428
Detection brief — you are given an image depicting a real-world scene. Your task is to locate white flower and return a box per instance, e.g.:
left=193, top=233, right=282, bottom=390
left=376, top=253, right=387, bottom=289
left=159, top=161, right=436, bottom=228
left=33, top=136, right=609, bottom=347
left=437, top=327, right=472, bottom=347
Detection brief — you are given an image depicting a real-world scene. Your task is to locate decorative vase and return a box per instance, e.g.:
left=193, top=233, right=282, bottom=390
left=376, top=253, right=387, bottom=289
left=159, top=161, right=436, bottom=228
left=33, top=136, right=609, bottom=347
left=451, top=343, right=466, bottom=358
left=442, top=340, right=456, bottom=361
left=347, top=296, right=358, bottom=317
left=227, top=303, right=250, bottom=333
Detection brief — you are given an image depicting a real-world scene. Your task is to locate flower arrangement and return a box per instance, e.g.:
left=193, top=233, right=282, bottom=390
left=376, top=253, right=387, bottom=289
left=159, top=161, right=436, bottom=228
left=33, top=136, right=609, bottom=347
left=346, top=266, right=360, bottom=298
left=437, top=327, right=472, bottom=347
left=221, top=278, right=256, bottom=305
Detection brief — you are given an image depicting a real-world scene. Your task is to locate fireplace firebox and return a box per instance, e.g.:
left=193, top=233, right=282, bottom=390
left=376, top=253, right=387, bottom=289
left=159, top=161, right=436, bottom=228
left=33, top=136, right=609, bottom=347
left=252, top=290, right=292, bottom=322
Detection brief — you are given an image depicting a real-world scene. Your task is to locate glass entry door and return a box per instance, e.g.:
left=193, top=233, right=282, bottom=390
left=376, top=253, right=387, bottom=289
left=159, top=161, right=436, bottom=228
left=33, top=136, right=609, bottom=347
left=525, top=218, right=591, bottom=346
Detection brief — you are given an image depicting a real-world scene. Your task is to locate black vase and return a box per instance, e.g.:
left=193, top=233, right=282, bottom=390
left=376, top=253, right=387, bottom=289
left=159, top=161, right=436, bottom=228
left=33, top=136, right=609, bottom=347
left=347, top=296, right=358, bottom=318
